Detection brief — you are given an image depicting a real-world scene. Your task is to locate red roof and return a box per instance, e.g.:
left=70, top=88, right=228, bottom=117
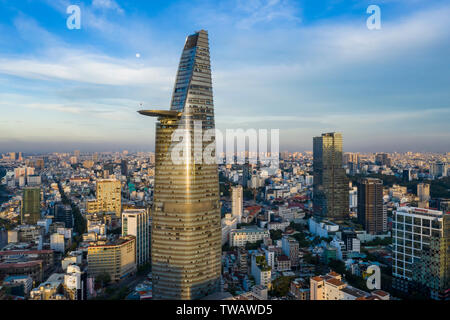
left=0, top=250, right=53, bottom=256
left=0, top=260, right=43, bottom=268
left=311, top=276, right=324, bottom=282
left=245, top=206, right=262, bottom=216
left=277, top=255, right=290, bottom=261
left=288, top=202, right=305, bottom=209
left=372, top=290, right=389, bottom=297
left=325, top=278, right=345, bottom=286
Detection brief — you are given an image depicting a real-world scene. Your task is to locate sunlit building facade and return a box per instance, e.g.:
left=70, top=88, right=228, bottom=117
left=139, top=30, right=221, bottom=300
left=87, top=179, right=122, bottom=218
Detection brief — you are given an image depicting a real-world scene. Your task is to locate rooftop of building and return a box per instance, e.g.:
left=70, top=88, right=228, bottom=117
left=396, top=206, right=444, bottom=217
left=372, top=289, right=389, bottom=297
left=3, top=275, right=32, bottom=282
left=0, top=260, right=43, bottom=268
left=33, top=273, right=65, bottom=290
left=0, top=249, right=53, bottom=256
left=88, top=235, right=135, bottom=248
left=277, top=255, right=290, bottom=262
left=311, top=276, right=325, bottom=282
left=325, top=278, right=346, bottom=287
left=340, top=286, right=368, bottom=298
left=201, top=292, right=233, bottom=300
left=231, top=226, right=268, bottom=233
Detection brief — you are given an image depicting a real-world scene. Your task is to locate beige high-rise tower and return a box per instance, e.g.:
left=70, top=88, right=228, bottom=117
left=87, top=179, right=122, bottom=218
left=139, top=30, right=221, bottom=300
left=232, top=185, right=243, bottom=224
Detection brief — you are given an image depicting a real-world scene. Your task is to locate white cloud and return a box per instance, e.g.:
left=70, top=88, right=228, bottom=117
left=0, top=54, right=173, bottom=87
left=92, top=0, right=124, bottom=14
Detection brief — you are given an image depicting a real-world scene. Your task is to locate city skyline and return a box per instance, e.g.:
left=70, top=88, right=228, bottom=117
left=1, top=0, right=450, bottom=153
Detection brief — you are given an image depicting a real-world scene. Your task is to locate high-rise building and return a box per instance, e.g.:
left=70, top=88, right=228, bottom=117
left=120, top=160, right=128, bottom=176
left=21, top=187, right=41, bottom=225
left=87, top=179, right=122, bottom=218
left=138, top=30, right=221, bottom=300
left=402, top=169, right=412, bottom=182
left=417, top=183, right=430, bottom=208
left=122, top=209, right=149, bottom=266
left=241, top=163, right=250, bottom=187
left=375, top=153, right=391, bottom=167
left=282, top=236, right=300, bottom=267
left=392, top=207, right=449, bottom=298
left=313, top=133, right=349, bottom=223
left=343, top=152, right=359, bottom=166
left=35, top=159, right=45, bottom=170
left=54, top=203, right=73, bottom=229
left=232, top=185, right=243, bottom=224
left=357, top=178, right=386, bottom=234
left=431, top=162, right=448, bottom=178
left=412, top=227, right=449, bottom=300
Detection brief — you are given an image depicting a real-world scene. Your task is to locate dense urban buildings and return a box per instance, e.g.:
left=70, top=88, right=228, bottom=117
left=138, top=30, right=221, bottom=300
left=0, top=21, right=448, bottom=303
left=313, top=133, right=349, bottom=223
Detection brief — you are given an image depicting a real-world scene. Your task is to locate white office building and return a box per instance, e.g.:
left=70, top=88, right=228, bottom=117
left=122, top=209, right=149, bottom=266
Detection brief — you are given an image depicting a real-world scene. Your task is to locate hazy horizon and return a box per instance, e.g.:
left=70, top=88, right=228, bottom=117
left=1, top=0, right=449, bottom=153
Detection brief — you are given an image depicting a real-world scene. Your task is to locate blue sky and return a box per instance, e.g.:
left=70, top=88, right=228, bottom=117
left=0, top=0, right=449, bottom=153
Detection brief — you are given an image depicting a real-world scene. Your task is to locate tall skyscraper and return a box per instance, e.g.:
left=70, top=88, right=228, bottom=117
left=232, top=185, right=243, bottom=224
left=313, top=133, right=349, bottom=223
left=357, top=178, right=386, bottom=234
left=87, top=179, right=122, bottom=218
left=120, top=159, right=128, bottom=176
left=122, top=209, right=150, bottom=266
left=139, top=30, right=221, bottom=300
left=21, top=187, right=41, bottom=225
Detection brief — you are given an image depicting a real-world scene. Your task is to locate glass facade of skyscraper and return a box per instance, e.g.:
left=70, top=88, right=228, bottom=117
left=139, top=30, right=221, bottom=300
left=313, top=133, right=349, bottom=223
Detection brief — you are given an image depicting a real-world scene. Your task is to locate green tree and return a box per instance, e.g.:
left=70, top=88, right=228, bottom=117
left=270, top=276, right=295, bottom=297
left=95, top=272, right=111, bottom=287
left=328, top=259, right=346, bottom=275
left=245, top=240, right=263, bottom=250
left=269, top=229, right=282, bottom=241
